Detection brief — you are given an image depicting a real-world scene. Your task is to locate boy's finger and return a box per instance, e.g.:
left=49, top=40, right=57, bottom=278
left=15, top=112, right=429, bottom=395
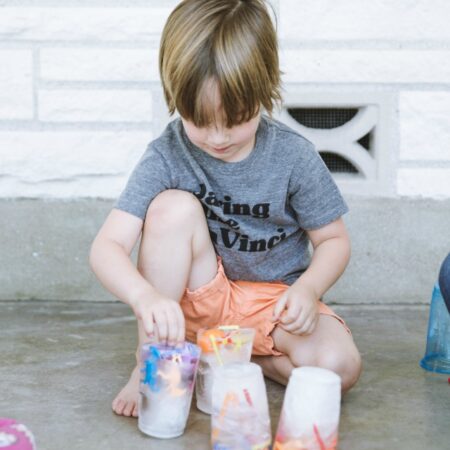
left=280, top=313, right=297, bottom=325
left=144, top=314, right=154, bottom=337
left=306, top=315, right=319, bottom=335
left=280, top=302, right=301, bottom=324
left=153, top=326, right=160, bottom=343
left=297, top=314, right=315, bottom=335
left=283, top=305, right=309, bottom=331
left=282, top=313, right=305, bottom=332
left=176, top=306, right=186, bottom=343
left=272, top=294, right=289, bottom=321
left=280, top=294, right=302, bottom=323
left=166, top=309, right=178, bottom=345
left=154, top=310, right=168, bottom=343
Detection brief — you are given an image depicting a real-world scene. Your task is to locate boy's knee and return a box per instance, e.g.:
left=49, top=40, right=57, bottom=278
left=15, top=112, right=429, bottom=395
left=316, top=348, right=362, bottom=391
left=145, top=189, right=204, bottom=229
left=289, top=345, right=362, bottom=391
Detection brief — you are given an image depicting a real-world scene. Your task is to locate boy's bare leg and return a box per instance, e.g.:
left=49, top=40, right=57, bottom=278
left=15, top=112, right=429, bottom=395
left=251, top=355, right=293, bottom=385
left=253, top=315, right=362, bottom=393
left=112, top=190, right=218, bottom=417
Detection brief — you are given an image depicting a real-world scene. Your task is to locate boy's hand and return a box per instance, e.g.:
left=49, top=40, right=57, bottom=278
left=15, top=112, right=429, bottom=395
left=272, top=283, right=319, bottom=335
left=131, top=291, right=185, bottom=345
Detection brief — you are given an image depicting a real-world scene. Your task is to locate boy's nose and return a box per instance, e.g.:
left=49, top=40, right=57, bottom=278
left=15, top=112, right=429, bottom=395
left=207, top=129, right=230, bottom=147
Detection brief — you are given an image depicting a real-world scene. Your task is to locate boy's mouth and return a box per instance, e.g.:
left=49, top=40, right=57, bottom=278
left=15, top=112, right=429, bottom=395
left=212, top=145, right=231, bottom=153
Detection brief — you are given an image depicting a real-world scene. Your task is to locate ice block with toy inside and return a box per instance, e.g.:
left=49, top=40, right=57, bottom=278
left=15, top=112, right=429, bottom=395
left=274, top=367, right=342, bottom=450
left=138, top=341, right=200, bottom=439
left=211, top=362, right=272, bottom=450
left=196, top=325, right=255, bottom=414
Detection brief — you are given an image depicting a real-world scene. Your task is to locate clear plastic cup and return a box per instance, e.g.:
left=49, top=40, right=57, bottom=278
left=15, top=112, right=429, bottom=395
left=138, top=341, right=201, bottom=439
left=420, top=282, right=450, bottom=374
left=196, top=326, right=255, bottom=414
left=275, top=367, right=342, bottom=450
left=211, top=362, right=271, bottom=450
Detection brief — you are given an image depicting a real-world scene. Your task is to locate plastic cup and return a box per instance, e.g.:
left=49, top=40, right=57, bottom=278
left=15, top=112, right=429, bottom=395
left=196, top=326, right=255, bottom=414
left=420, top=282, right=450, bottom=374
left=274, top=367, right=342, bottom=450
left=211, top=362, right=271, bottom=450
left=138, top=341, right=201, bottom=439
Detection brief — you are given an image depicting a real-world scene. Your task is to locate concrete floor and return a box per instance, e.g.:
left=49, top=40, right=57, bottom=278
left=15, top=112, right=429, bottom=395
left=1, top=301, right=449, bottom=450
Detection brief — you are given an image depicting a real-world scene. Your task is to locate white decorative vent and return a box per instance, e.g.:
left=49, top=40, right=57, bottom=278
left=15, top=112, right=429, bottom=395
left=275, top=90, right=396, bottom=196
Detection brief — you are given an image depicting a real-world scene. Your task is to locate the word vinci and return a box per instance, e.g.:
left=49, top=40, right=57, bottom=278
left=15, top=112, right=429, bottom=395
left=193, top=184, right=286, bottom=252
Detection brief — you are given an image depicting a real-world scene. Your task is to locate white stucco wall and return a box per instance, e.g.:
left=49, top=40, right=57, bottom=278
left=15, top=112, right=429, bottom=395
left=0, top=0, right=449, bottom=198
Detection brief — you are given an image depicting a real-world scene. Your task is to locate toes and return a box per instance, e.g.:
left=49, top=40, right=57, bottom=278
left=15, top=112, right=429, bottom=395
left=123, top=401, right=135, bottom=417
left=112, top=399, right=126, bottom=415
left=112, top=398, right=138, bottom=417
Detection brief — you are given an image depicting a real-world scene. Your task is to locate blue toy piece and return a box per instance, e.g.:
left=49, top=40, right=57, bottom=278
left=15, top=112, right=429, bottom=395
left=142, top=345, right=161, bottom=391
left=420, top=282, right=450, bottom=374
left=143, top=359, right=159, bottom=391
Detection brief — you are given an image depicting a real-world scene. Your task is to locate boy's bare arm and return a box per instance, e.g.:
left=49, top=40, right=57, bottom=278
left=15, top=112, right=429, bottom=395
left=295, top=217, right=351, bottom=299
left=272, top=218, right=351, bottom=335
left=89, top=209, right=153, bottom=304
left=89, top=208, right=185, bottom=343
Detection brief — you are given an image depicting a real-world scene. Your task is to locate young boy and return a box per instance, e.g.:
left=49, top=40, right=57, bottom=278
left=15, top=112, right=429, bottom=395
left=90, top=0, right=362, bottom=418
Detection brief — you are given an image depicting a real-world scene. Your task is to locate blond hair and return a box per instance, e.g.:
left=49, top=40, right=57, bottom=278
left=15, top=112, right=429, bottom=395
left=159, top=0, right=282, bottom=128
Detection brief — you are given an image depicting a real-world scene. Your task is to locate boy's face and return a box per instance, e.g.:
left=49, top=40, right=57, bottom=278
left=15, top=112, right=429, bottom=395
left=181, top=82, right=260, bottom=163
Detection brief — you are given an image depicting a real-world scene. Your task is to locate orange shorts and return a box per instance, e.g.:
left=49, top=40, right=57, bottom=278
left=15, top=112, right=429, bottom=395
left=180, top=258, right=350, bottom=356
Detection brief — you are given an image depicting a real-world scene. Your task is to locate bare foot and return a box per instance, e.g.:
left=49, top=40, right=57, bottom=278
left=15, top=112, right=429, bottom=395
left=112, top=365, right=140, bottom=417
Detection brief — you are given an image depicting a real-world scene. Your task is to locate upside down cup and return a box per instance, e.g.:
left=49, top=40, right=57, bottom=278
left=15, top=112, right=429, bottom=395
left=211, top=362, right=271, bottom=450
left=275, top=367, right=342, bottom=450
left=420, top=282, right=450, bottom=374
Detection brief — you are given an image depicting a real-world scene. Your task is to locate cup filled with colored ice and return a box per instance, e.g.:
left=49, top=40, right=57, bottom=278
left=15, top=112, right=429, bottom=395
left=138, top=341, right=201, bottom=439
left=196, top=326, right=255, bottom=414
left=211, top=362, right=272, bottom=450
left=274, top=366, right=342, bottom=450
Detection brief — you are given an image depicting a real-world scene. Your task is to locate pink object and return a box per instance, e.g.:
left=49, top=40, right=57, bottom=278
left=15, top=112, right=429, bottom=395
left=0, top=419, right=36, bottom=450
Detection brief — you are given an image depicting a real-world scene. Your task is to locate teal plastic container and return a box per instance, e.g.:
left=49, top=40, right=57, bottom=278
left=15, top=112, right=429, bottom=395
left=420, top=283, right=450, bottom=374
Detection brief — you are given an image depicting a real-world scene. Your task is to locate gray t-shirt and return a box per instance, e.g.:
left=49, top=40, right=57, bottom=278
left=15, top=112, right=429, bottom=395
left=115, top=115, right=348, bottom=285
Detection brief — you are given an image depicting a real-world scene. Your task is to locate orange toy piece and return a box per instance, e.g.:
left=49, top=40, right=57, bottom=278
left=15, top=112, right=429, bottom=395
left=197, top=329, right=225, bottom=353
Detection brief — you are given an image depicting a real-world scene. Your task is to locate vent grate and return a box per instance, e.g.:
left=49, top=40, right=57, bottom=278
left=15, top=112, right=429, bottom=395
left=287, top=107, right=358, bottom=129
left=284, top=107, right=378, bottom=175
left=358, top=132, right=372, bottom=151
left=278, top=91, right=390, bottom=194
left=320, top=152, right=358, bottom=174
